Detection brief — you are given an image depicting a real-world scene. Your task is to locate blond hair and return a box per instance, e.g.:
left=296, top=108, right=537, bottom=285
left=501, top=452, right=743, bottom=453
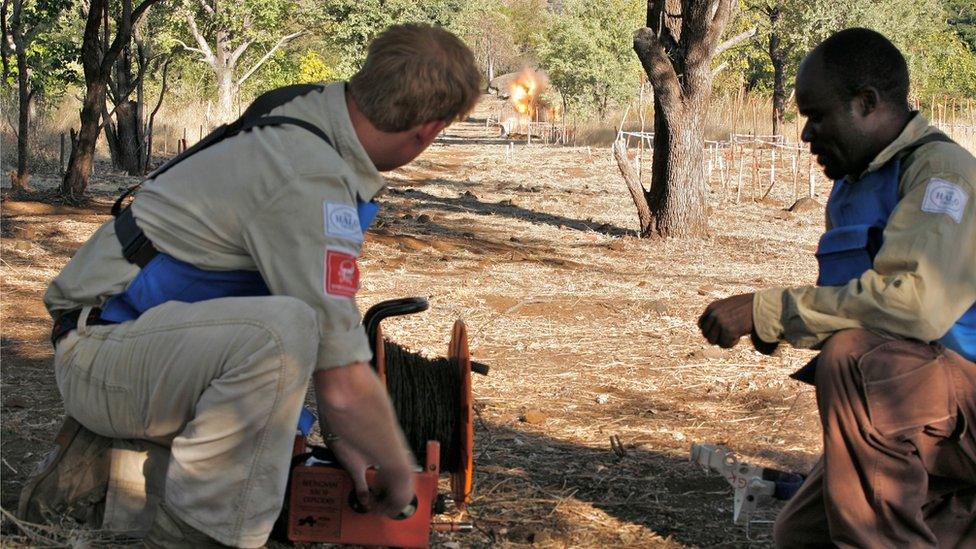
left=349, top=23, right=481, bottom=132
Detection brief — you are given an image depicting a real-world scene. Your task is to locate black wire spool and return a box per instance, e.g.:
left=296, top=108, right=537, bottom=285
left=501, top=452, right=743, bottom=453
left=383, top=340, right=462, bottom=473
left=364, top=298, right=478, bottom=509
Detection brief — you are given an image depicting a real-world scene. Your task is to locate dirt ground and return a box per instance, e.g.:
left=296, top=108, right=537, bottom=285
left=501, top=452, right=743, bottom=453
left=1, top=97, right=829, bottom=547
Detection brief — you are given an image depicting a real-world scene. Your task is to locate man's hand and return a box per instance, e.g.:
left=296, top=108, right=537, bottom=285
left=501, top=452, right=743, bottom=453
left=698, top=293, right=756, bottom=348
left=328, top=438, right=372, bottom=509
left=327, top=438, right=415, bottom=516
left=313, top=362, right=416, bottom=519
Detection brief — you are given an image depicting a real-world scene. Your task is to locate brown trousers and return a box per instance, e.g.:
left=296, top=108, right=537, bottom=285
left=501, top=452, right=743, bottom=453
left=774, top=329, right=976, bottom=548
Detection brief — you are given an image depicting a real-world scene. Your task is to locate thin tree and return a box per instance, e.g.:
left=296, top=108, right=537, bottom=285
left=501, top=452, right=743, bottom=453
left=619, top=0, right=752, bottom=237
left=763, top=0, right=786, bottom=136
left=4, top=0, right=71, bottom=194
left=102, top=11, right=166, bottom=175
left=60, top=0, right=162, bottom=199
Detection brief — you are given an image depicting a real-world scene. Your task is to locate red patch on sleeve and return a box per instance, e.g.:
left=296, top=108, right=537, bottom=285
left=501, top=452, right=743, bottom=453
left=325, top=249, right=359, bottom=297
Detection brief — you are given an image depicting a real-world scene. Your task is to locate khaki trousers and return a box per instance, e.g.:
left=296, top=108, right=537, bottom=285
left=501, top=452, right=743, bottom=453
left=774, top=329, right=976, bottom=548
left=54, top=296, right=318, bottom=547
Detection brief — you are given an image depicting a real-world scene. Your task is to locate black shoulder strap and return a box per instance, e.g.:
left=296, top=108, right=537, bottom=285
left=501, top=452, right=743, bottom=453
left=895, top=131, right=955, bottom=163
left=111, top=83, right=332, bottom=217
left=112, top=84, right=335, bottom=267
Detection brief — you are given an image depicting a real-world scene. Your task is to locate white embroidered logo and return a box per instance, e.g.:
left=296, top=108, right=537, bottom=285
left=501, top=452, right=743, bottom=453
left=921, top=178, right=969, bottom=224
left=324, top=202, right=362, bottom=241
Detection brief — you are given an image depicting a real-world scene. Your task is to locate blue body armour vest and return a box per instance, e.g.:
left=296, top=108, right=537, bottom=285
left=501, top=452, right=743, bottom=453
left=101, top=201, right=380, bottom=324
left=816, top=158, right=976, bottom=361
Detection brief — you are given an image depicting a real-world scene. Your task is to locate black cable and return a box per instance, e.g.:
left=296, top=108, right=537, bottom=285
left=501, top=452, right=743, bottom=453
left=383, top=340, right=462, bottom=473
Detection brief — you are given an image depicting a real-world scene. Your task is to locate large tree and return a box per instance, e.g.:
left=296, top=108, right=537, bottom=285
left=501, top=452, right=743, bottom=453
left=60, top=0, right=162, bottom=199
left=620, top=0, right=751, bottom=237
left=177, top=0, right=306, bottom=118
left=3, top=0, right=72, bottom=193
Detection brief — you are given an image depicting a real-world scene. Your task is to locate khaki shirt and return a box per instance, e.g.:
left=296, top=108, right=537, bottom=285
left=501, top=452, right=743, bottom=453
left=754, top=114, right=976, bottom=348
left=44, top=82, right=383, bottom=370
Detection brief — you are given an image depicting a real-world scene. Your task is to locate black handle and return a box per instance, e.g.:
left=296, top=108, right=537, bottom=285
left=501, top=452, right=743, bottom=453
left=363, top=297, right=430, bottom=362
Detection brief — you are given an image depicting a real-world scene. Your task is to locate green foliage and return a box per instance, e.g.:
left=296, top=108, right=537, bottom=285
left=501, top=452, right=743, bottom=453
left=6, top=0, right=79, bottom=100
left=717, top=0, right=976, bottom=101
left=944, top=0, right=976, bottom=52
left=501, top=0, right=548, bottom=58
left=539, top=0, right=643, bottom=118
left=296, top=50, right=337, bottom=83
left=317, top=0, right=467, bottom=79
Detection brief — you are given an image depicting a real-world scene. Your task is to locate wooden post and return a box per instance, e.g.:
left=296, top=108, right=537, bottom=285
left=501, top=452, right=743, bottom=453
left=59, top=133, right=66, bottom=177
left=736, top=149, right=745, bottom=204
left=951, top=97, right=957, bottom=133
left=751, top=97, right=758, bottom=139
left=717, top=144, right=724, bottom=188
left=792, top=151, right=798, bottom=202
left=752, top=146, right=759, bottom=200
left=807, top=153, right=814, bottom=197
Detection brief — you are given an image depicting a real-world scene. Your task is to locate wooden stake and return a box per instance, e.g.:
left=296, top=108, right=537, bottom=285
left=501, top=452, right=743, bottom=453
left=792, top=151, right=798, bottom=202
left=59, top=133, right=66, bottom=177
left=737, top=150, right=745, bottom=204
left=807, top=153, right=813, bottom=198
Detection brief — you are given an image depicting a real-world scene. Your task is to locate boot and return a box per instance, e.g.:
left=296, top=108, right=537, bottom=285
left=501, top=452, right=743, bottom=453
left=18, top=415, right=113, bottom=525
left=143, top=503, right=234, bottom=548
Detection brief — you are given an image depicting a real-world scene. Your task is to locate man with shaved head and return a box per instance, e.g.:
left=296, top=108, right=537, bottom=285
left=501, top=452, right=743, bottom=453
left=698, top=28, right=976, bottom=546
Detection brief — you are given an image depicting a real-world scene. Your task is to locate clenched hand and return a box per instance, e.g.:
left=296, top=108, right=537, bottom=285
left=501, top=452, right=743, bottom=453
left=698, top=293, right=756, bottom=349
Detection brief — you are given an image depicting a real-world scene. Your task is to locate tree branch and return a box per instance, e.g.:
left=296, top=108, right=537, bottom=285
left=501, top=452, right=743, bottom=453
left=236, top=30, right=304, bottom=86
left=613, top=138, right=654, bottom=236
left=2, top=0, right=13, bottom=81
left=715, top=27, right=756, bottom=56
left=146, top=55, right=171, bottom=131
left=704, top=0, right=735, bottom=52
left=100, top=0, right=163, bottom=76
left=711, top=60, right=728, bottom=77
left=183, top=9, right=215, bottom=65
left=174, top=38, right=212, bottom=61
left=227, top=38, right=253, bottom=68
left=197, top=0, right=215, bottom=15
left=634, top=27, right=682, bottom=121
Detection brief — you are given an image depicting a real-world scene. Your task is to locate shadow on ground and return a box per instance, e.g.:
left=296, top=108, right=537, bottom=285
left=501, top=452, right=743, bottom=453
left=388, top=184, right=634, bottom=237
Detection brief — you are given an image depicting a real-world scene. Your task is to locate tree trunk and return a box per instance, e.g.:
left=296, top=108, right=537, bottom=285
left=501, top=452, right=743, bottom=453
left=648, top=102, right=708, bottom=235
left=104, top=39, right=145, bottom=174
left=486, top=51, right=494, bottom=90
left=627, top=0, right=734, bottom=238
left=216, top=67, right=235, bottom=119
left=62, top=80, right=106, bottom=198
left=114, top=99, right=144, bottom=174
left=768, top=2, right=785, bottom=136
left=13, top=36, right=29, bottom=192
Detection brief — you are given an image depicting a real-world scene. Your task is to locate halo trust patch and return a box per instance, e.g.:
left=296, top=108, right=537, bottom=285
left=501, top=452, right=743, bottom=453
left=324, top=248, right=359, bottom=298
left=921, top=178, right=969, bottom=224
left=324, top=201, right=363, bottom=241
